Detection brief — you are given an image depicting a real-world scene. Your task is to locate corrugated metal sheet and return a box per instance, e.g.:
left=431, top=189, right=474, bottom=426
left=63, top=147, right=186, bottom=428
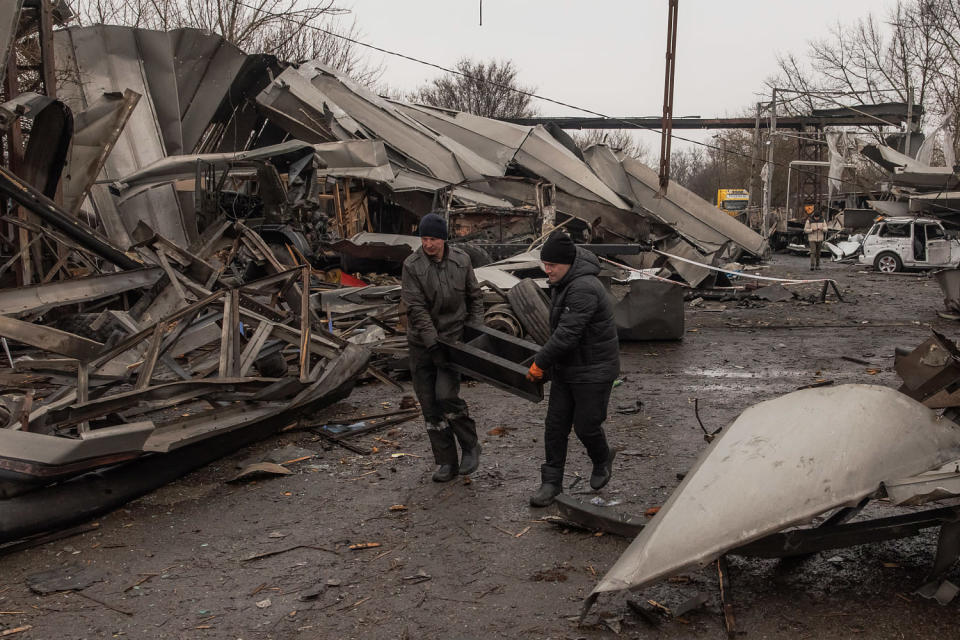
left=54, top=26, right=251, bottom=248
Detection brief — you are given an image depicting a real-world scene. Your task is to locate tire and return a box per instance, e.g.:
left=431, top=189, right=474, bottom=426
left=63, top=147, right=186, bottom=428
left=506, top=278, right=551, bottom=345
left=874, top=252, right=902, bottom=273
left=454, top=243, right=493, bottom=268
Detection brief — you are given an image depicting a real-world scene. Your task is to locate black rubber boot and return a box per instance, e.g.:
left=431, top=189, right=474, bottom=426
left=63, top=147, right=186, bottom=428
left=448, top=414, right=481, bottom=475
left=529, top=482, right=561, bottom=507
left=432, top=464, right=458, bottom=482
left=459, top=443, right=481, bottom=475
left=530, top=464, right=564, bottom=507
left=590, top=449, right=616, bottom=490
left=427, top=426, right=458, bottom=482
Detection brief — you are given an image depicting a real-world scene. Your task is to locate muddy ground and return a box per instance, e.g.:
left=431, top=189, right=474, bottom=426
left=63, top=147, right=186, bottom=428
left=2, top=253, right=959, bottom=639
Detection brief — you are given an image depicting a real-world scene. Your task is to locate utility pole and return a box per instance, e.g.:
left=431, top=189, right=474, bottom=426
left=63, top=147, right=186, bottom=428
left=748, top=102, right=761, bottom=209
left=761, top=89, right=776, bottom=244
left=656, top=0, right=679, bottom=197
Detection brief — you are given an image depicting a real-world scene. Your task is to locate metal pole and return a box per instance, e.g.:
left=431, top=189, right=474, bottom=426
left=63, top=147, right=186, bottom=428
left=748, top=102, right=761, bottom=209
left=905, top=87, right=914, bottom=157
left=785, top=165, right=792, bottom=215
left=656, top=0, right=679, bottom=197
left=761, top=89, right=777, bottom=242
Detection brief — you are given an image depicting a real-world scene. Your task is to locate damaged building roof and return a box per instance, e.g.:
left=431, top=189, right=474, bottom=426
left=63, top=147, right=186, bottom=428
left=46, top=25, right=766, bottom=270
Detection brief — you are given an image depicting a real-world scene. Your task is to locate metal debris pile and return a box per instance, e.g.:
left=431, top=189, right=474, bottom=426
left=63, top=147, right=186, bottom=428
left=0, top=18, right=780, bottom=541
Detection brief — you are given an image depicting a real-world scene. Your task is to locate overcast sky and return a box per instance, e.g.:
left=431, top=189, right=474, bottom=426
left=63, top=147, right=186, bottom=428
left=349, top=0, right=901, bottom=150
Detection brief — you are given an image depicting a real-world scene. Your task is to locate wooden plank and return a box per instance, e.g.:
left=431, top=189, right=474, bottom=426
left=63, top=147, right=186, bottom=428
left=152, top=234, right=215, bottom=282
left=239, top=322, right=274, bottom=377
left=90, top=290, right=223, bottom=374
left=237, top=308, right=340, bottom=359
left=41, top=248, right=70, bottom=283
left=218, top=289, right=241, bottom=378
left=157, top=297, right=216, bottom=357
left=0, top=234, right=41, bottom=279
left=155, top=247, right=188, bottom=303
left=76, top=362, right=89, bottom=433
left=0, top=314, right=102, bottom=361
left=135, top=324, right=165, bottom=390
left=299, top=266, right=311, bottom=382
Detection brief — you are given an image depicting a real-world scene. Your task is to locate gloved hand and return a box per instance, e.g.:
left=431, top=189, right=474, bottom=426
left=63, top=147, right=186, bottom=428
left=428, top=344, right=448, bottom=368
left=526, top=362, right=545, bottom=382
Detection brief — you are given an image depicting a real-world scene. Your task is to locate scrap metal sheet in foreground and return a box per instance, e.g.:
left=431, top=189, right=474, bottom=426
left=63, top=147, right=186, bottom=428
left=592, top=384, right=960, bottom=595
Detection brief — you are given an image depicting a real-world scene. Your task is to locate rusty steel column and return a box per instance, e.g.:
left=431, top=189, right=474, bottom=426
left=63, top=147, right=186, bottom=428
left=657, top=0, right=679, bottom=197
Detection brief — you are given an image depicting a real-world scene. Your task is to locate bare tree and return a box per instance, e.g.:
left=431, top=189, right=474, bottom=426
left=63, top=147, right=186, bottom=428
left=70, top=0, right=382, bottom=85
left=766, top=0, right=946, bottom=129
left=910, top=0, right=960, bottom=154
left=410, top=58, right=537, bottom=119
left=571, top=129, right=651, bottom=162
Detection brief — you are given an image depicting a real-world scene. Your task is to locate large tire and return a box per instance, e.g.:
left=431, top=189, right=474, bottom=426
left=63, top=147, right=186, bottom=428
left=506, top=278, right=551, bottom=345
left=874, top=251, right=902, bottom=273
left=454, top=242, right=493, bottom=268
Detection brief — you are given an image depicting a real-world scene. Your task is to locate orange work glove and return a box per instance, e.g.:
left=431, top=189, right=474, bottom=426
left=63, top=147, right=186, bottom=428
left=526, top=362, right=545, bottom=382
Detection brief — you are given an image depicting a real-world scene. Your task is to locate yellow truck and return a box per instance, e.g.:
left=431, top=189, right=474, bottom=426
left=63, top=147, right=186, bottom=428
left=716, top=189, right=749, bottom=215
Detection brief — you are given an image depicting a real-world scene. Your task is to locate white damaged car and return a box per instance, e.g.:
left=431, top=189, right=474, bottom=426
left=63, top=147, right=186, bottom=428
left=859, top=216, right=960, bottom=273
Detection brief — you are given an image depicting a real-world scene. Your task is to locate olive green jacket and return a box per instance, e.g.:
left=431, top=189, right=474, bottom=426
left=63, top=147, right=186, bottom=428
left=401, top=245, right=484, bottom=348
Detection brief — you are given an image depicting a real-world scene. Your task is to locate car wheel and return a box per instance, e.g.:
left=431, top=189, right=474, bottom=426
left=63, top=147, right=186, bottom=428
left=874, top=252, right=902, bottom=273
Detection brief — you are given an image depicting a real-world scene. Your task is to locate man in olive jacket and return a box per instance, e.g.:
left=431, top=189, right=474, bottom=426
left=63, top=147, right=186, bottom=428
left=526, top=231, right=619, bottom=507
left=402, top=213, right=484, bottom=482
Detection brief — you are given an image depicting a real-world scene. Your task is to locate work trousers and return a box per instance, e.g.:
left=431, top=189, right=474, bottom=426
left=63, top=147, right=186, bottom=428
left=809, top=241, right=823, bottom=268
left=541, top=379, right=612, bottom=484
left=409, top=345, right=478, bottom=467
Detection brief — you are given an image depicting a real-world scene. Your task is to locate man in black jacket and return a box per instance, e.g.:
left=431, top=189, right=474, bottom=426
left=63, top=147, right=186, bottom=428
left=526, top=232, right=619, bottom=507
left=402, top=213, right=484, bottom=482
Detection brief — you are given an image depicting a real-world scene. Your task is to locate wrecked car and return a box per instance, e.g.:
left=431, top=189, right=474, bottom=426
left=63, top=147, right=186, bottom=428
left=859, top=216, right=960, bottom=273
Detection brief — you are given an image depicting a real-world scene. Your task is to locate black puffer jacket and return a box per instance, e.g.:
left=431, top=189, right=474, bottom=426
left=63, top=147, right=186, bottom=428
left=534, top=246, right=620, bottom=384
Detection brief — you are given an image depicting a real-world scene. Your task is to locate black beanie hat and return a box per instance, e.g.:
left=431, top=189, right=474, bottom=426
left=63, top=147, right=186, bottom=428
left=418, top=213, right=448, bottom=240
left=540, top=231, right=577, bottom=265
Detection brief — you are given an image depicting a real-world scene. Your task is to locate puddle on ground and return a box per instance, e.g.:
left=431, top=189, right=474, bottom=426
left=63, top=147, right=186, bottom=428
left=679, top=367, right=809, bottom=379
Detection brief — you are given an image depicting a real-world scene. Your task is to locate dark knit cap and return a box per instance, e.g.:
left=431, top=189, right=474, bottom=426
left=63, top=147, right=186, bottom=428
left=418, top=213, right=448, bottom=240
left=540, top=231, right=577, bottom=265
